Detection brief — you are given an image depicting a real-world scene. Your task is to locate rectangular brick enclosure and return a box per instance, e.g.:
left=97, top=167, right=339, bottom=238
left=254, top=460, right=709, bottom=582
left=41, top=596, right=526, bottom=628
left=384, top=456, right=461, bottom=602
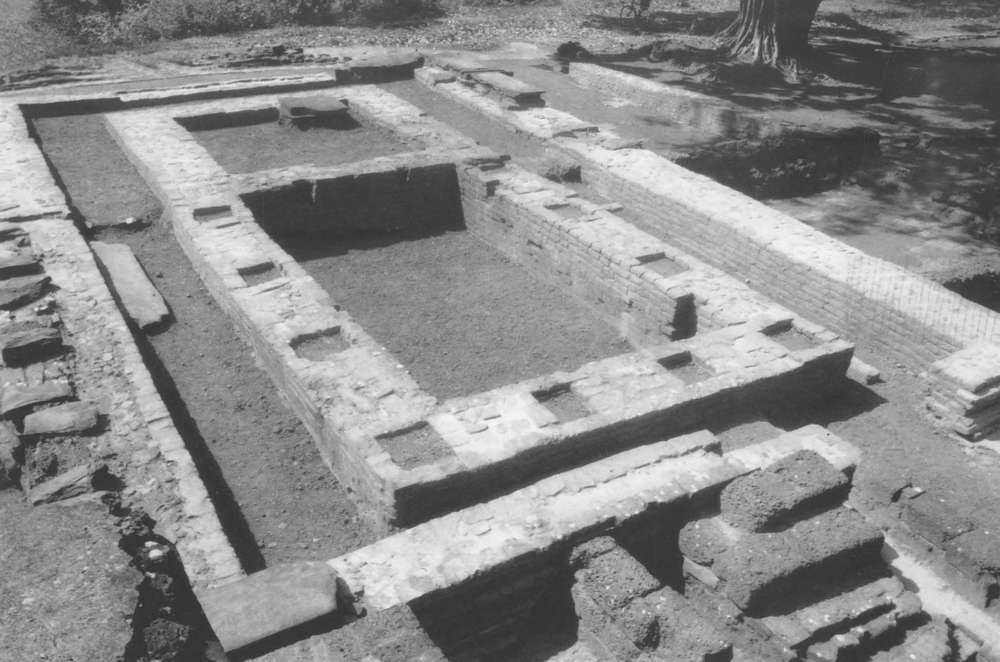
left=105, top=86, right=854, bottom=529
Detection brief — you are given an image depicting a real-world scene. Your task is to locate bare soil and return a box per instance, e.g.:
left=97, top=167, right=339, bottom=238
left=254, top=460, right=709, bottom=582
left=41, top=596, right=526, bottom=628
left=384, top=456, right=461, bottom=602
left=278, top=229, right=633, bottom=400
left=31, top=113, right=375, bottom=571
left=0, top=493, right=139, bottom=661
left=189, top=115, right=422, bottom=173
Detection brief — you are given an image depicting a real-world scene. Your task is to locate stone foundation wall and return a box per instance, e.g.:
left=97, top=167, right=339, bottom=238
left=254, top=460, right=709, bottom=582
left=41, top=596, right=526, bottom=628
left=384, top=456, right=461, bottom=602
left=418, top=65, right=1000, bottom=372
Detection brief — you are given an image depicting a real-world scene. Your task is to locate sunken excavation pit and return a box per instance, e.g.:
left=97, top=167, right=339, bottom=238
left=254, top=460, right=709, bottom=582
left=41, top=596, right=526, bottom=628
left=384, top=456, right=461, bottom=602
left=5, top=54, right=1000, bottom=662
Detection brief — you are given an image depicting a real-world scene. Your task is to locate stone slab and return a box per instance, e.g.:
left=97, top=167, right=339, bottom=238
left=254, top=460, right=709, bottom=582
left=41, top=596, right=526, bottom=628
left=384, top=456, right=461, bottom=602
left=0, top=381, right=73, bottom=416
left=470, top=71, right=545, bottom=105
left=92, top=242, right=170, bottom=330
left=0, top=323, right=63, bottom=366
left=198, top=561, right=344, bottom=652
left=277, top=95, right=349, bottom=120
left=0, top=274, right=50, bottom=310
left=28, top=463, right=98, bottom=505
left=22, top=401, right=100, bottom=436
left=432, top=55, right=511, bottom=76
left=0, top=252, right=41, bottom=279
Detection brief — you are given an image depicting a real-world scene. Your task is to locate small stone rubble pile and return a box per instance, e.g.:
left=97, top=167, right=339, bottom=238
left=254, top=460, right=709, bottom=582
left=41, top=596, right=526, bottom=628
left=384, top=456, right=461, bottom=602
left=0, top=227, right=104, bottom=504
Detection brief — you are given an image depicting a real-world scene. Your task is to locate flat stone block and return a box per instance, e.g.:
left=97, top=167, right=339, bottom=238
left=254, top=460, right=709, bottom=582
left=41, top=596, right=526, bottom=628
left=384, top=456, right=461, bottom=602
left=22, top=401, right=100, bottom=435
left=0, top=381, right=73, bottom=416
left=198, top=561, right=345, bottom=652
left=0, top=323, right=63, bottom=366
left=933, top=343, right=1000, bottom=394
left=471, top=71, right=545, bottom=106
left=0, top=252, right=41, bottom=279
left=92, top=242, right=171, bottom=330
left=0, top=274, right=50, bottom=310
left=719, top=449, right=849, bottom=532
left=277, top=95, right=349, bottom=123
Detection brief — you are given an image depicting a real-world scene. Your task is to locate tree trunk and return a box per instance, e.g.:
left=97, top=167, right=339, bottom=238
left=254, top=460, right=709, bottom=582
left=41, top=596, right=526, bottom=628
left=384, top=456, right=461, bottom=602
left=721, top=0, right=823, bottom=66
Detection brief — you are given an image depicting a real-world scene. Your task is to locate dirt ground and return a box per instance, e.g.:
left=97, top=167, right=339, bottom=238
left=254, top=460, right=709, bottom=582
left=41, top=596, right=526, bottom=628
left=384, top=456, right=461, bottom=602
left=279, top=229, right=633, bottom=400
left=6, top=1, right=1000, bottom=659
left=190, top=116, right=423, bottom=173
left=30, top=113, right=377, bottom=571
left=0, top=492, right=140, bottom=661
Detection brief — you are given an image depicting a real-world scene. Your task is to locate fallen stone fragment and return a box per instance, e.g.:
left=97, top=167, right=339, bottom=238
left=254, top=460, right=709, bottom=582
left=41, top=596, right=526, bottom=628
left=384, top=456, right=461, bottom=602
left=0, top=381, right=73, bottom=416
left=28, top=463, right=101, bottom=505
left=847, top=356, right=881, bottom=385
left=0, top=323, right=63, bottom=366
left=197, top=561, right=346, bottom=652
left=22, top=401, right=100, bottom=435
left=0, top=274, right=50, bottom=310
left=92, top=242, right=170, bottom=330
left=0, top=252, right=40, bottom=279
left=0, top=421, right=20, bottom=489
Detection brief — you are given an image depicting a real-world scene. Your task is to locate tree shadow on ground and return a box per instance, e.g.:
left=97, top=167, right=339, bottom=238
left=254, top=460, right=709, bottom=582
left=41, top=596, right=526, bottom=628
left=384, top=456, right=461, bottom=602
left=582, top=9, right=734, bottom=37
left=582, top=12, right=1000, bottom=264
left=884, top=0, right=1000, bottom=21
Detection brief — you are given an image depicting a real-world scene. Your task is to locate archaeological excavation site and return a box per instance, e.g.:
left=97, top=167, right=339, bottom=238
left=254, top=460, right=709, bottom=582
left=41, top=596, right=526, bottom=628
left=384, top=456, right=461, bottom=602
left=4, top=41, right=1000, bottom=662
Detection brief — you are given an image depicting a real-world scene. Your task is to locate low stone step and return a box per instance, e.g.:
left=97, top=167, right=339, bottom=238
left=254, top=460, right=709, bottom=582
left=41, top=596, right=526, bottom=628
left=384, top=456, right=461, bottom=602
left=470, top=71, right=545, bottom=107
left=0, top=323, right=63, bottom=366
left=760, top=576, right=906, bottom=648
left=719, top=449, right=849, bottom=532
left=0, top=381, right=73, bottom=416
left=679, top=508, right=884, bottom=612
left=92, top=242, right=170, bottom=331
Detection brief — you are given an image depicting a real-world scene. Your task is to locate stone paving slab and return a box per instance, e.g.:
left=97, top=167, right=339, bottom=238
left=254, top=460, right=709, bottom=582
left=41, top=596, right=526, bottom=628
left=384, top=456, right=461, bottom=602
left=92, top=241, right=171, bottom=330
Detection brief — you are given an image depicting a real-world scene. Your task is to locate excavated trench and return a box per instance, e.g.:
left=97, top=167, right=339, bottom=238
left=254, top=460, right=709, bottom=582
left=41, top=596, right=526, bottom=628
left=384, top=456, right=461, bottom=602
left=14, top=66, right=1000, bottom=661
left=30, top=113, right=377, bottom=572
